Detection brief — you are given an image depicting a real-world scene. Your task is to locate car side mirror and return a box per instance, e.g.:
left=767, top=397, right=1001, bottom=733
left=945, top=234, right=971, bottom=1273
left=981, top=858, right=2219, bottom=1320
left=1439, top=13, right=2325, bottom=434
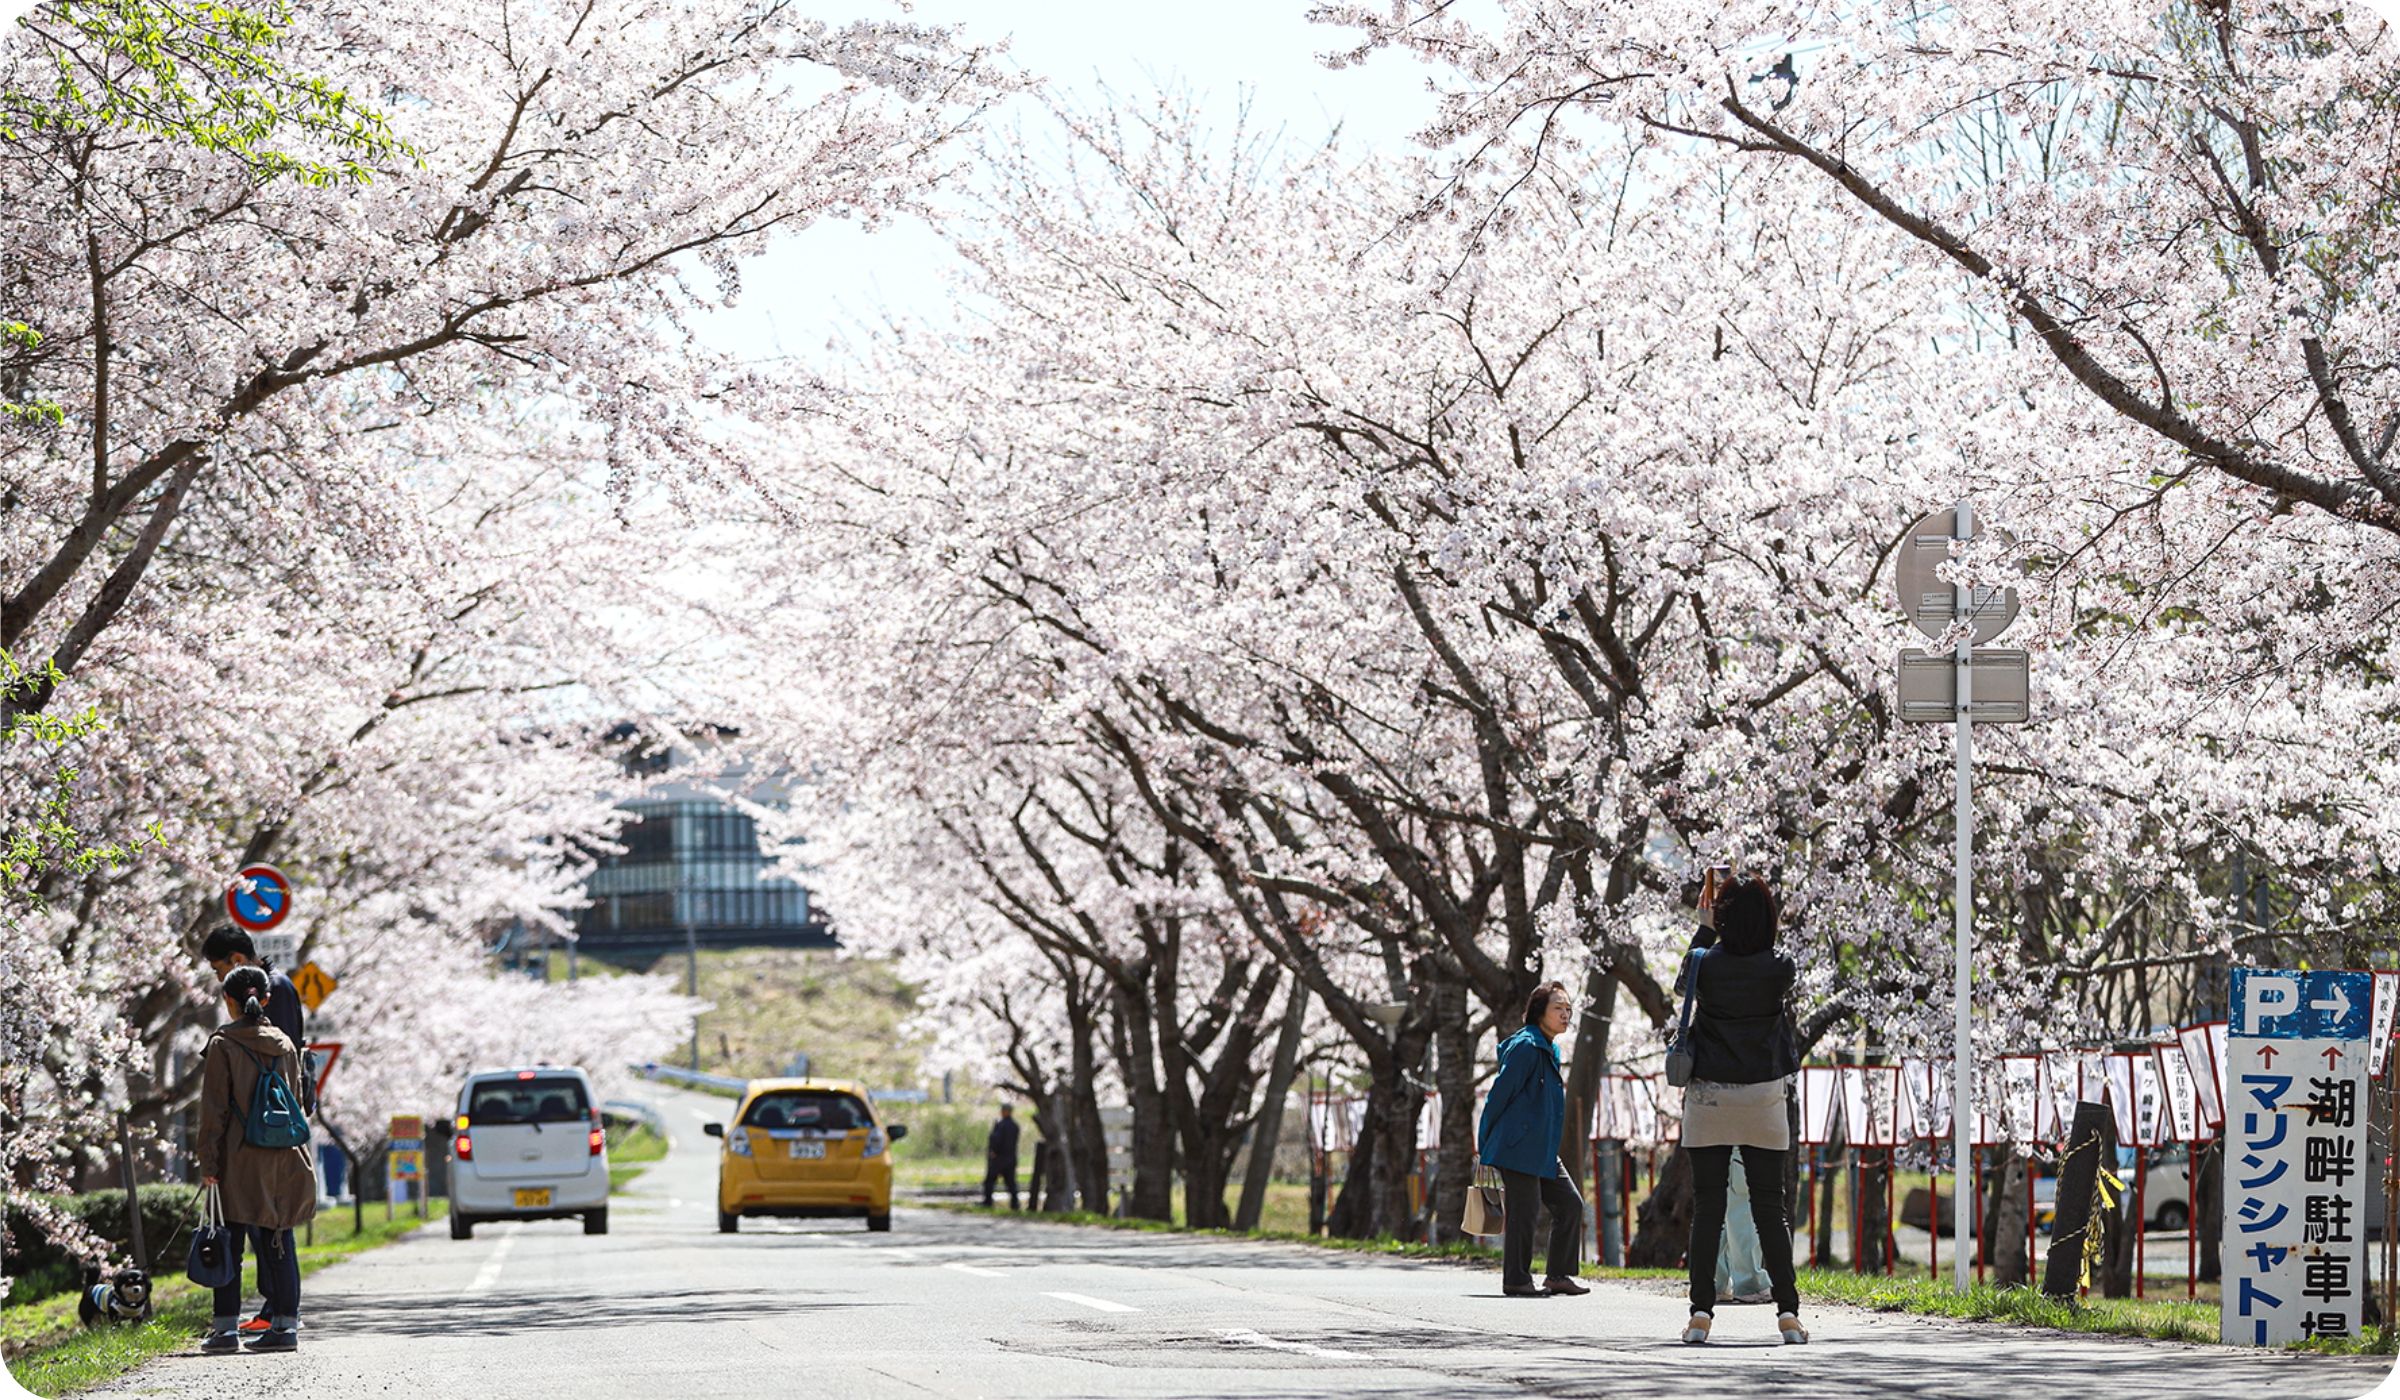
left=703, top=1122, right=724, bottom=1138
left=887, top=1123, right=908, bottom=1142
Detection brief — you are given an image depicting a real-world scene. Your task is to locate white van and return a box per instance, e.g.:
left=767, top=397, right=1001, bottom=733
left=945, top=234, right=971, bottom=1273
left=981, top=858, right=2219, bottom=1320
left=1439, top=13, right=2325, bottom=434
left=449, top=1067, right=610, bottom=1238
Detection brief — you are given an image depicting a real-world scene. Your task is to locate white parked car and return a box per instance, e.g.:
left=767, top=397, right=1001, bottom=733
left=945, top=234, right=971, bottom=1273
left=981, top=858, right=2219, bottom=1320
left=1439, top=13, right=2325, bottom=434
left=449, top=1067, right=610, bottom=1239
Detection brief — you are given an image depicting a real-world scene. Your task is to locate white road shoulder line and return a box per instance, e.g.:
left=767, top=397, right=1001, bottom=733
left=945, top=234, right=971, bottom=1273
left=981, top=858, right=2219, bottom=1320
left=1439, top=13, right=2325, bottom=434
left=1216, top=1327, right=1367, bottom=1360
left=943, top=1261, right=1007, bottom=1278
left=1043, top=1290, right=1136, bottom=1314
left=460, top=1230, right=517, bottom=1297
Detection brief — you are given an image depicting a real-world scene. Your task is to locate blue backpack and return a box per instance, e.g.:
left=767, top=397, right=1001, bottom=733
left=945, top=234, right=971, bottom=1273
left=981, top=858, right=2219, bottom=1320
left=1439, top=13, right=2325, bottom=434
left=229, top=1040, right=312, bottom=1150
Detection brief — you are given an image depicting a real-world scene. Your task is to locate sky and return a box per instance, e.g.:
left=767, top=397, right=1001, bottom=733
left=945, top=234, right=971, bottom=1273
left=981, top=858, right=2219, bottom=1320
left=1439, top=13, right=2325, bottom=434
left=683, top=0, right=1442, bottom=365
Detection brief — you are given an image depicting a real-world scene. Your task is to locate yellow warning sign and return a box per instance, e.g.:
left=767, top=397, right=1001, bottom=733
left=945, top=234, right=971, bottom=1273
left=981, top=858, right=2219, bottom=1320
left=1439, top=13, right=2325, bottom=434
left=291, top=961, right=338, bottom=1012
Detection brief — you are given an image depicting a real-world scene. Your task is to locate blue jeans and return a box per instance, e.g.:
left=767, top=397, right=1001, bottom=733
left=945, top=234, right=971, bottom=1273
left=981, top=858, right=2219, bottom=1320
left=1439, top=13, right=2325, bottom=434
left=212, top=1225, right=300, bottom=1331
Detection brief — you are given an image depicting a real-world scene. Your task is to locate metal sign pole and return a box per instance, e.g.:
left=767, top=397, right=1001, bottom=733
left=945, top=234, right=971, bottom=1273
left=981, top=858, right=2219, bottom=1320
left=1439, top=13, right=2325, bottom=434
left=1951, top=499, right=1976, bottom=1293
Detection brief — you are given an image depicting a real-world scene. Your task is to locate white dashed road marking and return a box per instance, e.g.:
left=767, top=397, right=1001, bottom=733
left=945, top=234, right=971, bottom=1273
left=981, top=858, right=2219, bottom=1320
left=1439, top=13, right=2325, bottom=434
left=1043, top=1291, right=1135, bottom=1314
left=942, top=1262, right=1007, bottom=1278
left=1216, top=1327, right=1368, bottom=1360
left=461, top=1229, right=516, bottom=1296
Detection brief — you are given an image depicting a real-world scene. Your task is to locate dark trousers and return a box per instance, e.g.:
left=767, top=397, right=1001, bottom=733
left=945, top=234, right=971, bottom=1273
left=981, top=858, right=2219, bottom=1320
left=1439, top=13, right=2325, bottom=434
left=213, top=1225, right=299, bottom=1328
left=1686, top=1145, right=1799, bottom=1317
left=982, top=1158, right=1019, bottom=1208
left=1499, top=1161, right=1583, bottom=1289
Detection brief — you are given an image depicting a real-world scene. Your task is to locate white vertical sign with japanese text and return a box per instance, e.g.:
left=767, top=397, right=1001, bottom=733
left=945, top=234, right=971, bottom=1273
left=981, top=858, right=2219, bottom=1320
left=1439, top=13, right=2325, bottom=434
left=2221, top=967, right=2373, bottom=1346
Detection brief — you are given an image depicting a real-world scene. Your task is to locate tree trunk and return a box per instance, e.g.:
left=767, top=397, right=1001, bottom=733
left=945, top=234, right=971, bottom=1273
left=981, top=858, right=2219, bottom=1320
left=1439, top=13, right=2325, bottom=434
left=1325, top=1094, right=1380, bottom=1239
left=1626, top=1147, right=1694, bottom=1266
left=1233, top=981, right=1309, bottom=1232
left=1430, top=978, right=1474, bottom=1244
left=1110, top=987, right=1175, bottom=1221
left=1855, top=1149, right=1892, bottom=1273
left=1985, top=1145, right=2032, bottom=1287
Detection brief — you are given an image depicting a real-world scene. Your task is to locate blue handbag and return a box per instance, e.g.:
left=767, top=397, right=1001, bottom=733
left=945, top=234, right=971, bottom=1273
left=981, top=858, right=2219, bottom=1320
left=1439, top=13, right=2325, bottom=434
left=185, top=1185, right=239, bottom=1289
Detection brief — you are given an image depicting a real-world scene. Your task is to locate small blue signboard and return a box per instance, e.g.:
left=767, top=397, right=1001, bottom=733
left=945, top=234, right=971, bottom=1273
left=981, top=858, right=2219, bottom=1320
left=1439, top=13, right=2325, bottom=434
left=224, top=863, right=293, bottom=933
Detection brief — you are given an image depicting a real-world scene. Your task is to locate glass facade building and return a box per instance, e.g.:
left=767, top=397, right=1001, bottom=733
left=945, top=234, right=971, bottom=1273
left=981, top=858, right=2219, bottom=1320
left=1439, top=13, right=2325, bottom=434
left=574, top=796, right=828, bottom=964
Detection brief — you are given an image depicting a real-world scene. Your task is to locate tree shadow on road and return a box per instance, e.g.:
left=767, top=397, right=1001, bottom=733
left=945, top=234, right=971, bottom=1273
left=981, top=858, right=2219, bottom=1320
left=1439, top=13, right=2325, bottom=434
left=314, top=1287, right=883, bottom=1338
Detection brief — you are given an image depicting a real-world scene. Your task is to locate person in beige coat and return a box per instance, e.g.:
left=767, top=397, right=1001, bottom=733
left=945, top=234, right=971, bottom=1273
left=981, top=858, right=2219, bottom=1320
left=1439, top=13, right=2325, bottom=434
left=197, top=965, right=317, bottom=1354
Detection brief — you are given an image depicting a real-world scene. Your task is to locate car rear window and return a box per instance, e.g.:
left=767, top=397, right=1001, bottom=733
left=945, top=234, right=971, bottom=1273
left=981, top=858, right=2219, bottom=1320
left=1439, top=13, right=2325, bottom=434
left=741, top=1090, right=870, bottom=1132
left=468, top=1076, right=590, bottom=1123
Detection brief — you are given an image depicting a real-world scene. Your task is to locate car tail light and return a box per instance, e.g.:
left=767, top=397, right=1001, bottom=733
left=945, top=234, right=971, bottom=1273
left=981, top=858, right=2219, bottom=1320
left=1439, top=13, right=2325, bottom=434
left=456, top=1134, right=473, bottom=1160
left=864, top=1126, right=889, bottom=1159
left=588, top=1127, right=605, bottom=1156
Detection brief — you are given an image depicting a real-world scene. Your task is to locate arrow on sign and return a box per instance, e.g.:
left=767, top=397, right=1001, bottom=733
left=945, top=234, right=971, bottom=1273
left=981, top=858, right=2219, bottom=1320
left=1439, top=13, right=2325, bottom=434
left=2320, top=1045, right=2344, bottom=1070
left=2257, top=1045, right=2279, bottom=1066
left=2311, top=981, right=2352, bottom=1021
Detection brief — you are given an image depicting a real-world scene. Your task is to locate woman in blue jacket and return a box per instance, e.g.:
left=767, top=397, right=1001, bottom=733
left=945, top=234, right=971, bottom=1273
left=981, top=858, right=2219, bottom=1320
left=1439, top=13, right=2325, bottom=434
left=1476, top=981, right=1588, bottom=1297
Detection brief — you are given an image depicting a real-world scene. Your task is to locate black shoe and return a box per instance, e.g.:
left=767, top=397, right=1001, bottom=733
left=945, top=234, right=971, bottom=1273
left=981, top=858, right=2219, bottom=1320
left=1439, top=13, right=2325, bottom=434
left=244, top=1329, right=297, bottom=1353
left=1503, top=1284, right=1552, bottom=1298
left=1544, top=1276, right=1591, bottom=1296
left=200, top=1332, right=240, bottom=1355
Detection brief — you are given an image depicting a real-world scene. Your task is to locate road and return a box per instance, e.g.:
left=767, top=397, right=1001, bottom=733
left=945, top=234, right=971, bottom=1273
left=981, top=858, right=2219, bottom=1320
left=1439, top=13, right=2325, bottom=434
left=87, top=1087, right=2396, bottom=1400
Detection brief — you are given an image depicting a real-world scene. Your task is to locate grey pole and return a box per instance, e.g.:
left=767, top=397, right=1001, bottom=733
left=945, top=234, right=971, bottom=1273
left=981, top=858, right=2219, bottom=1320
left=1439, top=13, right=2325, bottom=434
left=1950, top=498, right=1976, bottom=1292
left=686, top=909, right=701, bottom=1073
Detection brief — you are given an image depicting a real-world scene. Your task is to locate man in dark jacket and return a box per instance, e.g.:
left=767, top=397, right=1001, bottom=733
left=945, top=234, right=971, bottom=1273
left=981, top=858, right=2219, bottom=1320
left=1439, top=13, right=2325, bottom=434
left=203, top=928, right=307, bottom=1056
left=982, top=1105, right=1021, bottom=1209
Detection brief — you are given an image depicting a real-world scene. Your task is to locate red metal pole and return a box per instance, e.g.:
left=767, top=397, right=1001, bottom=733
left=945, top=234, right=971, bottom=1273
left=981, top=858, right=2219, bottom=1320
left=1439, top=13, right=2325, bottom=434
left=1886, top=1152, right=1898, bottom=1275
left=1591, top=1140, right=1603, bottom=1263
left=1805, top=1147, right=1818, bottom=1263
left=1929, top=1167, right=1939, bottom=1279
left=2133, top=1147, right=2147, bottom=1299
left=2185, top=1139, right=2197, bottom=1301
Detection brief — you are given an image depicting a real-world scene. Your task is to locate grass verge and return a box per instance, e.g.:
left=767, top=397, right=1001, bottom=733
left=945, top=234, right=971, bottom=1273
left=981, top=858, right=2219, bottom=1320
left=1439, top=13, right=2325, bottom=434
left=918, top=1201, right=2394, bottom=1358
left=5, top=1200, right=449, bottom=1397
left=607, top=1123, right=669, bottom=1192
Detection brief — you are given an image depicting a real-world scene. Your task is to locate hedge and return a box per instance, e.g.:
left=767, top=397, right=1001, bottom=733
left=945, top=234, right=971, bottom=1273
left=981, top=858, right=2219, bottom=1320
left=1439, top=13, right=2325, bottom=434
left=4, top=1184, right=202, bottom=1307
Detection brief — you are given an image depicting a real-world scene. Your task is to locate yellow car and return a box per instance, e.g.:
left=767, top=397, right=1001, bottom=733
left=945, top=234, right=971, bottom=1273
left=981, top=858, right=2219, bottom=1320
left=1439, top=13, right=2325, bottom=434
left=706, top=1078, right=908, bottom=1233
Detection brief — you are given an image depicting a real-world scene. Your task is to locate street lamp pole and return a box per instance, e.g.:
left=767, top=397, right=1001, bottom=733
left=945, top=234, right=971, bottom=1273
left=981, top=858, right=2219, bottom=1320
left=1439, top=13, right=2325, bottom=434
left=1950, top=498, right=1976, bottom=1293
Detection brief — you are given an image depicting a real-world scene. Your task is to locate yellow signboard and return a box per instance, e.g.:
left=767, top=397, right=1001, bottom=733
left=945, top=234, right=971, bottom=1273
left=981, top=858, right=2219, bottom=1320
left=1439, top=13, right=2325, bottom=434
left=290, top=961, right=337, bottom=1012
left=389, top=1149, right=423, bottom=1180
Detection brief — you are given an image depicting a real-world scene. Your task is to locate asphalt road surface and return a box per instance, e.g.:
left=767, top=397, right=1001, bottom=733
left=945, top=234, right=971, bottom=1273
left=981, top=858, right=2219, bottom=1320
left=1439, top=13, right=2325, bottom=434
left=86, top=1087, right=2398, bottom=1400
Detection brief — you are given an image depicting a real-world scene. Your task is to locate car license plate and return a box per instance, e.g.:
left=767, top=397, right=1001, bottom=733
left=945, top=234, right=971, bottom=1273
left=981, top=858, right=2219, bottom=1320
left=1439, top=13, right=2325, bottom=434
left=788, top=1141, right=826, bottom=1160
left=514, top=1188, right=552, bottom=1208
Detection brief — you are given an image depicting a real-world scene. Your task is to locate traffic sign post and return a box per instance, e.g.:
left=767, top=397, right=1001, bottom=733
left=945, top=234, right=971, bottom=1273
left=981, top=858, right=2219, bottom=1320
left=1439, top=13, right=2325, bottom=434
left=2221, top=967, right=2373, bottom=1345
left=290, top=961, right=338, bottom=1013
left=1893, top=502, right=2029, bottom=1292
left=389, top=1114, right=426, bottom=1221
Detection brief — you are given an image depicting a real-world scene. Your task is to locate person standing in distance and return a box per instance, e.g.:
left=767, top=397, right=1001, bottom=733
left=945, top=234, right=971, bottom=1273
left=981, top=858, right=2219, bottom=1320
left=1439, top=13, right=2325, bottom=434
left=1677, top=871, right=1806, bottom=1346
left=202, top=926, right=317, bottom=1334
left=197, top=966, right=316, bottom=1354
left=983, top=1104, right=1021, bottom=1210
left=1477, top=981, right=1589, bottom=1297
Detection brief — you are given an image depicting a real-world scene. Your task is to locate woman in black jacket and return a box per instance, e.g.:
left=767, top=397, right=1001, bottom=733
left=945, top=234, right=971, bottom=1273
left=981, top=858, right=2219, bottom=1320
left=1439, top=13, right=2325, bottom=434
left=1677, top=872, right=1805, bottom=1346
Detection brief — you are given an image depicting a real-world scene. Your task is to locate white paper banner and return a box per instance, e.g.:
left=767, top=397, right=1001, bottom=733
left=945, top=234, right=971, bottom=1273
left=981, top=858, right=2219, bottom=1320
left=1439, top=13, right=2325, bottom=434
left=2180, top=1022, right=2225, bottom=1129
left=1799, top=1066, right=1842, bottom=1145
left=2373, top=973, right=2397, bottom=1079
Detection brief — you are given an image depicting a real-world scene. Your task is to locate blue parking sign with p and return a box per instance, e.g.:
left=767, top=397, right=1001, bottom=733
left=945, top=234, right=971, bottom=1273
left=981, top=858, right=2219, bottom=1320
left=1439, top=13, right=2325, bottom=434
left=2231, top=968, right=2371, bottom=1040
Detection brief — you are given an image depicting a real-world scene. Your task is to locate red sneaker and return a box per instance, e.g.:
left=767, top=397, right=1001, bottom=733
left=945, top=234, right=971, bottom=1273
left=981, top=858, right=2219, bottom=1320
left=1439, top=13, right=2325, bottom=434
left=239, top=1317, right=272, bottom=1334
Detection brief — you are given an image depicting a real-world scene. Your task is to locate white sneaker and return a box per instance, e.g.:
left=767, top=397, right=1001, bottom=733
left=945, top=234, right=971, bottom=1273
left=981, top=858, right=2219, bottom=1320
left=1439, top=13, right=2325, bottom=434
left=1778, top=1313, right=1809, bottom=1345
left=1682, top=1313, right=1712, bottom=1345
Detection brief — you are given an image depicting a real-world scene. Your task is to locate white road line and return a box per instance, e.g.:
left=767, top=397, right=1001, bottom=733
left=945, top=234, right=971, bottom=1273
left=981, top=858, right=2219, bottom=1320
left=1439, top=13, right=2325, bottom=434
left=1216, top=1327, right=1367, bottom=1361
left=461, top=1230, right=517, bottom=1297
left=1043, top=1291, right=1136, bottom=1314
left=942, top=1261, right=1008, bottom=1278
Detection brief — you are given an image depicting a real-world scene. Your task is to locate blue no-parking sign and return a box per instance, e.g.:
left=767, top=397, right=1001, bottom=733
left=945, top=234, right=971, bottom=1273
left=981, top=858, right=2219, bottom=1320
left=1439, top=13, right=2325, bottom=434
left=224, top=863, right=293, bottom=933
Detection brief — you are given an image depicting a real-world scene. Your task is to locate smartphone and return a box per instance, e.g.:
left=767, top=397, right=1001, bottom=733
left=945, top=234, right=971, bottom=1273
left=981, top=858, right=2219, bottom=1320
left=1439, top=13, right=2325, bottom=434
left=1708, top=863, right=1733, bottom=886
